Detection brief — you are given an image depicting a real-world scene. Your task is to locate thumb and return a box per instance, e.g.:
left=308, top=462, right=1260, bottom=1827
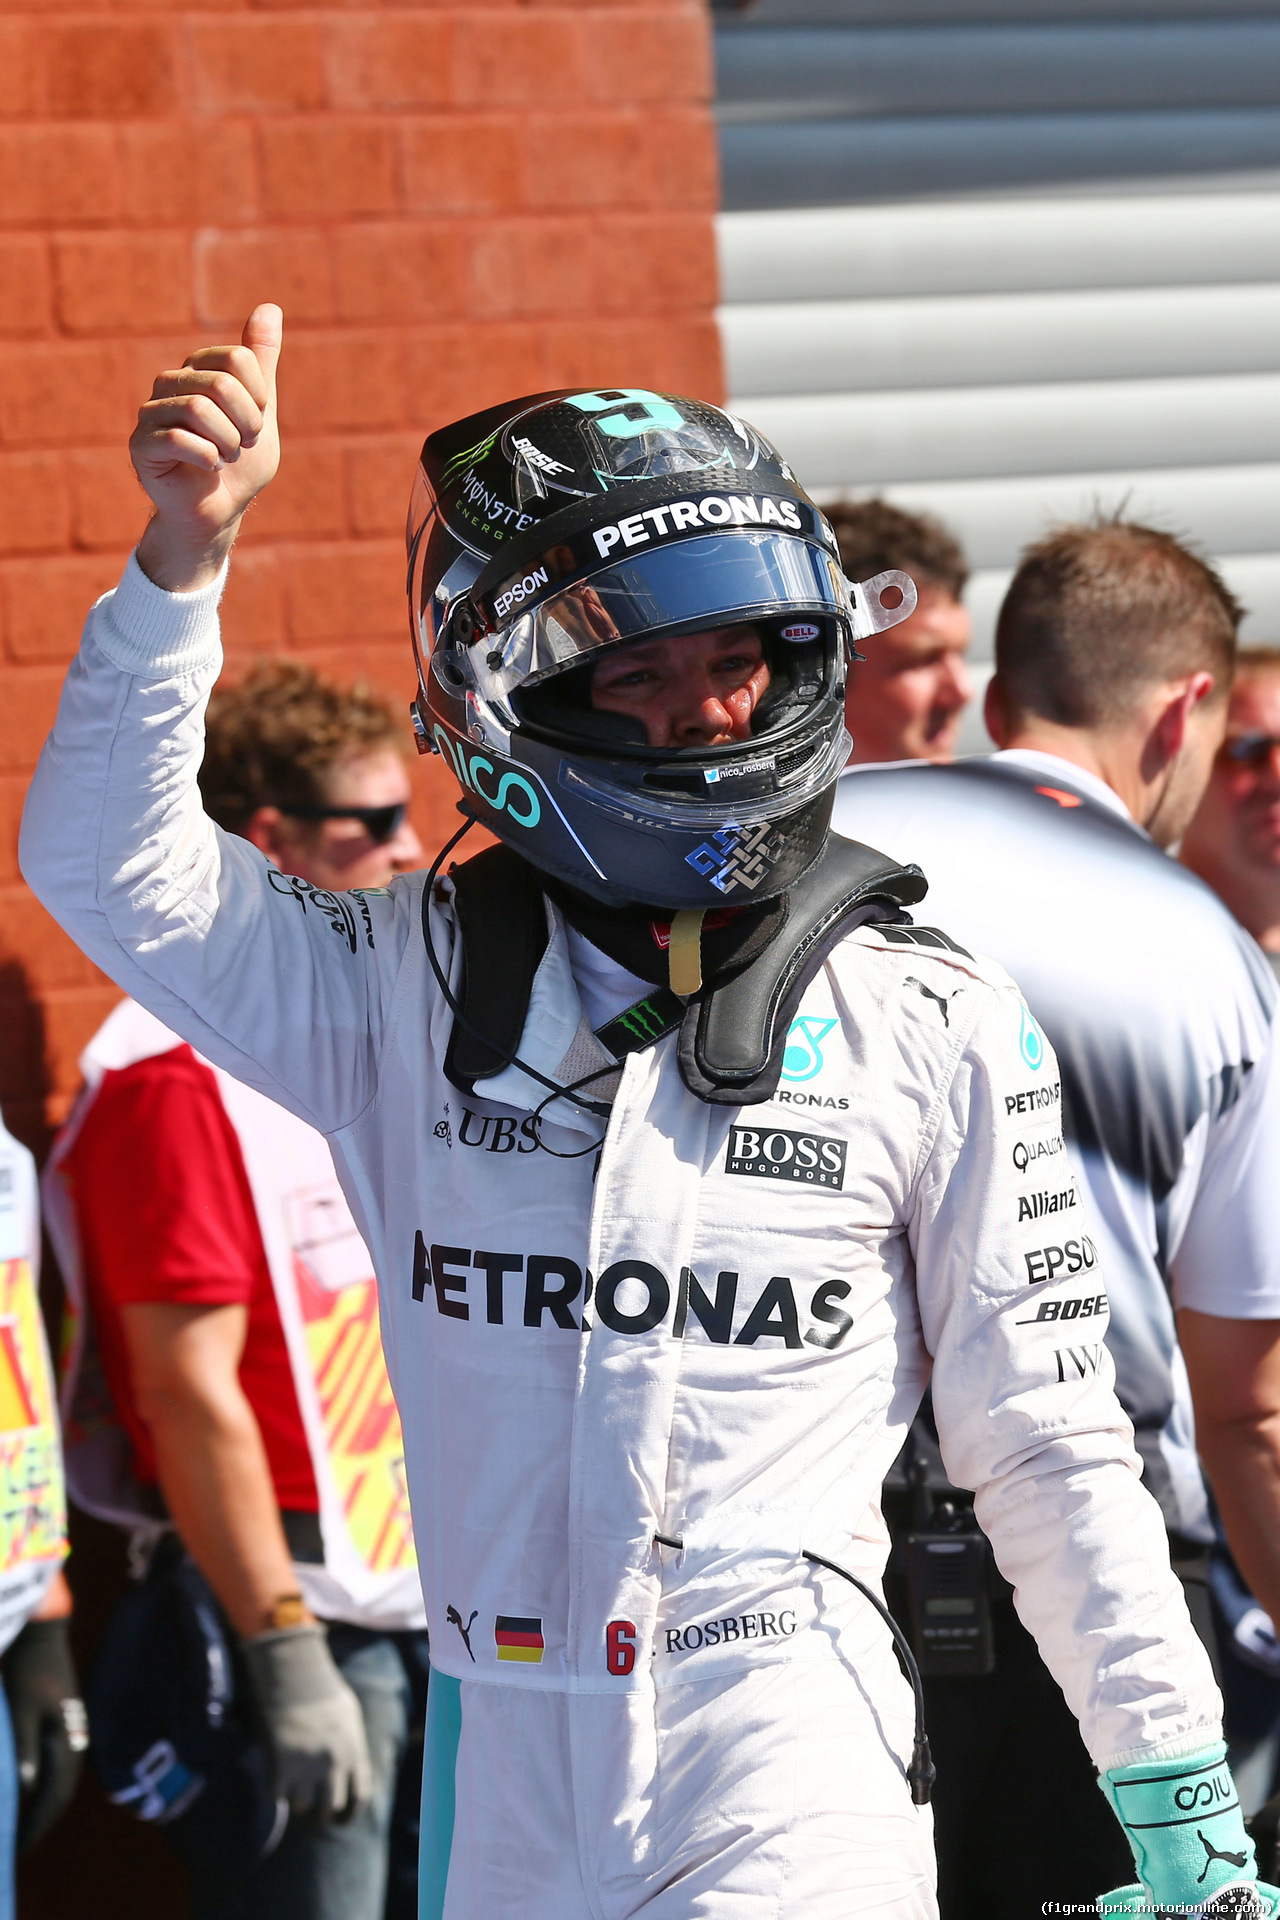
left=242, top=303, right=283, bottom=398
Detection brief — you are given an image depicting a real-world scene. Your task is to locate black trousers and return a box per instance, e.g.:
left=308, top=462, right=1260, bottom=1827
left=921, top=1594, right=1133, bottom=1919
left=919, top=1547, right=1220, bottom=1920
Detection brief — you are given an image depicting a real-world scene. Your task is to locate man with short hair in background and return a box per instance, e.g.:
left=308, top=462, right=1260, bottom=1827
left=44, top=662, right=428, bottom=1920
left=825, top=499, right=973, bottom=763
left=1182, top=645, right=1280, bottom=972
left=833, top=522, right=1280, bottom=1918
left=1181, top=647, right=1280, bottom=1821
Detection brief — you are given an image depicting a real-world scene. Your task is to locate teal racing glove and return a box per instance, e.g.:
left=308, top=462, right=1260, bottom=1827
left=1098, top=1743, right=1280, bottom=1916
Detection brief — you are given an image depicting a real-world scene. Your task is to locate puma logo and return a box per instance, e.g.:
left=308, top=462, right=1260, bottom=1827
left=1197, top=1829, right=1249, bottom=1882
left=904, top=976, right=962, bottom=1029
left=447, top=1604, right=478, bottom=1662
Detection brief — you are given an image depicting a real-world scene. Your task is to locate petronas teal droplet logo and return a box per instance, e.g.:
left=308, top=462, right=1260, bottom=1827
left=782, top=1016, right=836, bottom=1082
left=1020, top=1007, right=1045, bottom=1070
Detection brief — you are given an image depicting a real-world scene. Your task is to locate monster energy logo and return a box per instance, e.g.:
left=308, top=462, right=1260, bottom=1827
left=619, top=999, right=667, bottom=1040
left=595, top=990, right=685, bottom=1062
left=440, top=431, right=499, bottom=483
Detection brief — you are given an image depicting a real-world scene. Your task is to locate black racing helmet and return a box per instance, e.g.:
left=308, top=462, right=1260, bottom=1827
left=407, top=387, right=915, bottom=910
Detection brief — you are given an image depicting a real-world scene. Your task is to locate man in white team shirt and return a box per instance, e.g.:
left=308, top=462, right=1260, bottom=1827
left=44, top=661, right=428, bottom=1920
left=19, top=311, right=1280, bottom=1919
left=835, top=519, right=1280, bottom=1918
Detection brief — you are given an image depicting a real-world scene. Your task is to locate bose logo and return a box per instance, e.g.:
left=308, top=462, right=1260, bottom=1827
left=725, top=1126, right=846, bottom=1189
left=493, top=566, right=549, bottom=622
left=593, top=495, right=803, bottom=558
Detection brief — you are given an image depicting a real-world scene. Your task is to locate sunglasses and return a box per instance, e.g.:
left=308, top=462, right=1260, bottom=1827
left=1220, top=733, right=1280, bottom=771
left=280, top=802, right=409, bottom=845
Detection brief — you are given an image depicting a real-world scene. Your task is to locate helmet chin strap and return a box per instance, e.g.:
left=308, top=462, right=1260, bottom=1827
left=668, top=910, right=706, bottom=995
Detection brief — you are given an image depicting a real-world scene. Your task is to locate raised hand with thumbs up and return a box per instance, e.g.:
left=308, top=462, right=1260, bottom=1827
left=130, top=302, right=283, bottom=594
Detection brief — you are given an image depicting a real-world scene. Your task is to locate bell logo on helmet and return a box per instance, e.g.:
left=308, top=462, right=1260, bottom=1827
left=781, top=622, right=821, bottom=643
left=565, top=389, right=686, bottom=438
left=433, top=726, right=542, bottom=829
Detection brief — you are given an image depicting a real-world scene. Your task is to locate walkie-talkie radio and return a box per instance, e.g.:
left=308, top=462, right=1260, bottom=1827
left=903, top=1529, right=995, bottom=1677
left=897, top=1437, right=997, bottom=1676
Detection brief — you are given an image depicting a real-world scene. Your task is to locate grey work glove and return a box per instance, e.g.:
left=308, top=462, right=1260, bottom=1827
left=240, top=1626, right=373, bottom=1821
left=1, top=1617, right=88, bottom=1850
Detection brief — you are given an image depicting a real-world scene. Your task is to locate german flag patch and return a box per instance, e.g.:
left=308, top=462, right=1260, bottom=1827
left=495, top=1615, right=544, bottom=1664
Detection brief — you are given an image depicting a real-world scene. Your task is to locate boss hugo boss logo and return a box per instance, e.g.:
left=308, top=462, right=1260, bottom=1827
left=592, top=494, right=804, bottom=559
left=725, top=1126, right=847, bottom=1190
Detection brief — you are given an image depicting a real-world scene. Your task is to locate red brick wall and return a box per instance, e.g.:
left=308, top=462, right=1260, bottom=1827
left=0, top=1, right=723, bottom=1154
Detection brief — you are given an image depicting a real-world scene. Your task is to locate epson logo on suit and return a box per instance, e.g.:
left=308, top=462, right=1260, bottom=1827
left=725, top=1126, right=846, bottom=1189
left=593, top=495, right=803, bottom=559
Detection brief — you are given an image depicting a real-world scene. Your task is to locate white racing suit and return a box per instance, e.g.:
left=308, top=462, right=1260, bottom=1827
left=21, top=557, right=1222, bottom=1919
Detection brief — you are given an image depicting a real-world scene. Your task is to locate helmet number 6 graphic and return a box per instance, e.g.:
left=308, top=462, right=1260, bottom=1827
left=606, top=1619, right=637, bottom=1676
left=566, top=389, right=685, bottom=439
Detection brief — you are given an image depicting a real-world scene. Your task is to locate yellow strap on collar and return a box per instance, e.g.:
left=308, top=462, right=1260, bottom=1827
left=668, top=909, right=706, bottom=996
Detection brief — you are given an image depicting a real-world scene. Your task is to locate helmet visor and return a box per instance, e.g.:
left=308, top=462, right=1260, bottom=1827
left=468, top=531, right=848, bottom=705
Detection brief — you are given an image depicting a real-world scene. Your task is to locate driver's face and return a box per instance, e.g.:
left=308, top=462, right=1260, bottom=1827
left=589, top=625, right=771, bottom=749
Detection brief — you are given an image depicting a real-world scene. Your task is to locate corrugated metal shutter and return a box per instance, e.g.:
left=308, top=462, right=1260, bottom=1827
left=715, top=1, right=1280, bottom=744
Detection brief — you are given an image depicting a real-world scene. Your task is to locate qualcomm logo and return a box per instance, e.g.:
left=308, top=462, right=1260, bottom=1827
left=781, top=1016, right=836, bottom=1082
left=433, top=726, right=541, bottom=829
left=1020, top=1006, right=1046, bottom=1071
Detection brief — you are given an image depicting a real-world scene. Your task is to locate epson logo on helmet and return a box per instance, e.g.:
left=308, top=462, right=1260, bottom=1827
left=592, top=495, right=803, bottom=559
left=781, top=623, right=820, bottom=643
left=493, top=566, right=550, bottom=622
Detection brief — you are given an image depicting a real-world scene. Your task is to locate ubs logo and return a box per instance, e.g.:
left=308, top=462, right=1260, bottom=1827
left=725, top=1125, right=846, bottom=1190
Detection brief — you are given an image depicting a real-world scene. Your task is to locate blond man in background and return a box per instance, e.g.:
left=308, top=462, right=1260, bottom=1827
left=46, top=663, right=427, bottom=1920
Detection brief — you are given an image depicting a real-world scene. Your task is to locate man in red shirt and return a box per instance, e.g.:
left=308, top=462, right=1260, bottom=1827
left=52, top=662, right=427, bottom=1920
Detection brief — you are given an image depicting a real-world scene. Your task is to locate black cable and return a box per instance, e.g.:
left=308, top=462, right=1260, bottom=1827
left=802, top=1548, right=936, bottom=1806
left=420, top=816, right=617, bottom=1151
left=652, top=1531, right=935, bottom=1805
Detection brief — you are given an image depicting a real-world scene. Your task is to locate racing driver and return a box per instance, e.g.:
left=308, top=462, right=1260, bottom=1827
left=21, top=307, right=1280, bottom=1919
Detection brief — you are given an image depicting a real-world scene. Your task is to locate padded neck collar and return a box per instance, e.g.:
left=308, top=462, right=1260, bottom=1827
left=437, top=837, right=928, bottom=1106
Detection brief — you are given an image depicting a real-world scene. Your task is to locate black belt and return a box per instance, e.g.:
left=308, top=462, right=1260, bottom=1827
left=280, top=1509, right=324, bottom=1565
